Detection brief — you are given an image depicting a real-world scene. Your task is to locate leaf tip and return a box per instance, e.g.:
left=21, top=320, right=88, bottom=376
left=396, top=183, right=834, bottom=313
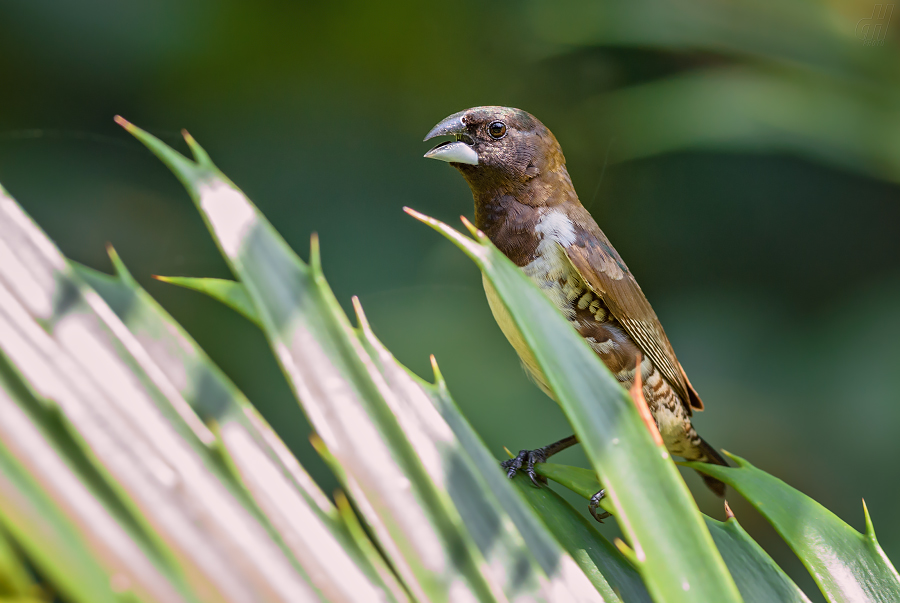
left=614, top=538, right=639, bottom=564
left=352, top=296, right=372, bottom=332
left=459, top=215, right=484, bottom=239
left=724, top=500, right=735, bottom=520
left=405, top=207, right=486, bottom=263
left=113, top=118, right=204, bottom=190
left=862, top=498, right=877, bottom=539
left=309, top=432, right=326, bottom=454
left=104, top=244, right=134, bottom=283
left=403, top=205, right=438, bottom=227
left=503, top=446, right=514, bottom=459
left=152, top=275, right=186, bottom=288
left=429, top=354, right=446, bottom=386
left=181, top=128, right=213, bottom=166
left=309, top=232, right=322, bottom=273
left=720, top=450, right=747, bottom=467
left=113, top=115, right=132, bottom=130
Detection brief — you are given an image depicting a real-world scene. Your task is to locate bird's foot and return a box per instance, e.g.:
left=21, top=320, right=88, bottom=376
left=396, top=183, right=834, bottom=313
left=501, top=448, right=549, bottom=487
left=589, top=489, right=611, bottom=523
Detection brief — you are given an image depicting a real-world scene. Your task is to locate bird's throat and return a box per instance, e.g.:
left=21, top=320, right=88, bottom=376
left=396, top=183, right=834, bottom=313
left=469, top=166, right=580, bottom=263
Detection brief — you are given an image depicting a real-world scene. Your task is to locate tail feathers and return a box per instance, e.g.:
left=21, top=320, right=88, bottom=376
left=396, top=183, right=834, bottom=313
left=693, top=438, right=728, bottom=497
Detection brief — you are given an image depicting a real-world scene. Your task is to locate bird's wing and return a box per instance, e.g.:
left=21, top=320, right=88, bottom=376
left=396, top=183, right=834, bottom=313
left=562, top=223, right=704, bottom=411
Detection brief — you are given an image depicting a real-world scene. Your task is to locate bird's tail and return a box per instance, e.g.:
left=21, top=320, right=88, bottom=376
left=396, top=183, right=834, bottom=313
left=691, top=438, right=728, bottom=497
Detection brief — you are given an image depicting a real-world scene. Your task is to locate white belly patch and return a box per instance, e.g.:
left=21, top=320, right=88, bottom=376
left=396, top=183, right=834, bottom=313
left=483, top=209, right=581, bottom=399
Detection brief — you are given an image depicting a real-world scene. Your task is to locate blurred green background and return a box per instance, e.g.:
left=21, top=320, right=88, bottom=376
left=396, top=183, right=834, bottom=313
left=2, top=1, right=898, bottom=598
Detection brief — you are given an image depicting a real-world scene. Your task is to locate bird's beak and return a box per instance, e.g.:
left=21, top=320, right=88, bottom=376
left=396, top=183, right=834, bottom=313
left=423, top=111, right=478, bottom=166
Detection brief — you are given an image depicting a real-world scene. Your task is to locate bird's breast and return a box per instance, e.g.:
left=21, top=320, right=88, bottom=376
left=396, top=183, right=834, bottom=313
left=483, top=208, right=643, bottom=398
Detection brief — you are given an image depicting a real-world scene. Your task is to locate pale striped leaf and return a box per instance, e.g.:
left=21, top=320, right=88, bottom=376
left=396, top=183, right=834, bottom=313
left=0, top=346, right=197, bottom=603
left=354, top=301, right=607, bottom=602
left=76, top=254, right=404, bottom=603
left=120, top=120, right=508, bottom=603
left=0, top=183, right=319, bottom=603
left=157, top=275, right=619, bottom=601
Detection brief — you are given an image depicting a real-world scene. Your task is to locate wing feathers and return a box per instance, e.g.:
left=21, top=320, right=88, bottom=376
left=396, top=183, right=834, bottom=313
left=561, top=216, right=702, bottom=411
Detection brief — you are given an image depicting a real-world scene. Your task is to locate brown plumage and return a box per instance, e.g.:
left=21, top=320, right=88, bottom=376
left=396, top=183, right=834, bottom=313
left=424, top=106, right=727, bottom=498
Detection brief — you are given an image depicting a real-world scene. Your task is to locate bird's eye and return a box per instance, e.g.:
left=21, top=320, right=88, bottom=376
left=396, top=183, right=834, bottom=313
left=488, top=121, right=507, bottom=139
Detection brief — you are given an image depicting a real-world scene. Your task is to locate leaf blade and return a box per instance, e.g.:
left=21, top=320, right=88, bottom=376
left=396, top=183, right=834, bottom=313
left=509, top=475, right=651, bottom=603
left=540, top=463, right=814, bottom=602
left=0, top=182, right=318, bottom=603
left=705, top=514, right=812, bottom=603
left=75, top=255, right=401, bottom=603
left=152, top=276, right=259, bottom=326
left=121, top=122, right=508, bottom=602
left=354, top=303, right=609, bottom=602
left=407, top=210, right=742, bottom=603
left=688, top=454, right=900, bottom=603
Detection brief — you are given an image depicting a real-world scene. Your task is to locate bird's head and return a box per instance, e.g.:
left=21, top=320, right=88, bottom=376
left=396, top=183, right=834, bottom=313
left=423, top=106, right=567, bottom=204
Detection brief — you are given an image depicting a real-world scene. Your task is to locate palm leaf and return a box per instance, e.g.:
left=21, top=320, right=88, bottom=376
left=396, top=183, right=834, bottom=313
left=405, top=210, right=741, bottom=603
left=74, top=251, right=405, bottom=602
left=688, top=453, right=900, bottom=602
left=119, top=119, right=598, bottom=602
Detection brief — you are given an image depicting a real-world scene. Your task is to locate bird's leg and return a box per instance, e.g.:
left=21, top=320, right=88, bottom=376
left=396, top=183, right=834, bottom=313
left=589, top=489, right=611, bottom=523
left=501, top=434, right=578, bottom=487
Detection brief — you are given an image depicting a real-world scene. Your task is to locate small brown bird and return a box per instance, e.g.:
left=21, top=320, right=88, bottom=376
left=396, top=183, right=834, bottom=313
left=423, top=107, right=727, bottom=513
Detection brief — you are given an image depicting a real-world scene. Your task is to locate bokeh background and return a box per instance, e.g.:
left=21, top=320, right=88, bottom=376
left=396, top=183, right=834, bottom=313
left=2, top=1, right=898, bottom=598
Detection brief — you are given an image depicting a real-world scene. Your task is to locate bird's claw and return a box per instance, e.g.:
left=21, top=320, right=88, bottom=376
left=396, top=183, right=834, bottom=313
left=589, top=489, right=611, bottom=523
left=501, top=448, right=548, bottom=487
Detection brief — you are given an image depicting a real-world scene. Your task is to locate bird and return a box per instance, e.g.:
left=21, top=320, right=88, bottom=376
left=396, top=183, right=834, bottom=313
left=422, top=106, right=727, bottom=518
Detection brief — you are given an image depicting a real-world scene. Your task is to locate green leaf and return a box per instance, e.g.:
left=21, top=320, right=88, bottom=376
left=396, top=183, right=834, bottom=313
left=532, top=464, right=615, bottom=517
left=406, top=210, right=742, bottom=603
left=526, top=0, right=862, bottom=75
left=152, top=276, right=259, bottom=326
left=705, top=513, right=812, bottom=603
left=120, top=120, right=509, bottom=602
left=75, top=252, right=404, bottom=603
left=541, top=463, right=813, bottom=602
left=353, top=302, right=608, bottom=602
left=0, top=182, right=318, bottom=603
left=579, top=68, right=900, bottom=185
left=525, top=1, right=900, bottom=184
left=509, top=475, right=651, bottom=603
left=688, top=454, right=900, bottom=602
left=0, top=526, right=35, bottom=597
left=177, top=269, right=622, bottom=601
